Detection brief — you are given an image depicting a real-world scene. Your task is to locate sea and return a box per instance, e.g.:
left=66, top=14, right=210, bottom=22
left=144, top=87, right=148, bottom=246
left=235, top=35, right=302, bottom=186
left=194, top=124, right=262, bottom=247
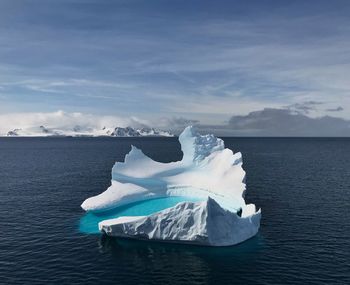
left=0, top=137, right=349, bottom=284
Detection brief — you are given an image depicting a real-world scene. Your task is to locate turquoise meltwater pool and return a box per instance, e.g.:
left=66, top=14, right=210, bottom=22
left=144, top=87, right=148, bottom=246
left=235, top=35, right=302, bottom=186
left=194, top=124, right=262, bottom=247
left=79, top=196, right=203, bottom=234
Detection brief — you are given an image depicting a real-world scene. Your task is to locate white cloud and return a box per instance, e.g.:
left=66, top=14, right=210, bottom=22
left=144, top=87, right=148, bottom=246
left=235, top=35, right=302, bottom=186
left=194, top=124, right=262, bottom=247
left=0, top=4, right=349, bottom=122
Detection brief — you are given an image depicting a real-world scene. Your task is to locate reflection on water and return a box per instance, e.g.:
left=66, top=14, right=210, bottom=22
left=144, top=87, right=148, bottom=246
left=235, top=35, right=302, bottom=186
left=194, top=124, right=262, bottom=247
left=79, top=196, right=203, bottom=233
left=98, top=234, right=264, bottom=258
left=96, top=234, right=264, bottom=284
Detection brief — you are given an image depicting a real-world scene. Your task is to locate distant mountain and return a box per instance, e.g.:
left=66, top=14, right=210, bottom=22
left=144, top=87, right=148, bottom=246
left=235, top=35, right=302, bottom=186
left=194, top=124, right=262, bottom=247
left=6, top=129, right=22, bottom=136
left=6, top=126, right=64, bottom=137
left=138, top=127, right=174, bottom=137
left=104, top=126, right=173, bottom=137
left=5, top=125, right=174, bottom=137
left=109, top=126, right=141, bottom=137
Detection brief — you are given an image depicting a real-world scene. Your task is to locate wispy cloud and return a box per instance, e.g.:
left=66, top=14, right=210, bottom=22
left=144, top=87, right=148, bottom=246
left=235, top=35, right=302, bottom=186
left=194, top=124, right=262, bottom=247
left=284, top=101, right=323, bottom=115
left=326, top=106, right=344, bottom=112
left=0, top=1, right=349, bottom=123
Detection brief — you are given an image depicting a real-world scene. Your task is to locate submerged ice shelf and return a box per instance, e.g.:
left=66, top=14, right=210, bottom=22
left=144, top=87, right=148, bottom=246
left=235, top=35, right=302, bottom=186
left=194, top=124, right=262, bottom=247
left=81, top=126, right=261, bottom=246
left=79, top=196, right=203, bottom=234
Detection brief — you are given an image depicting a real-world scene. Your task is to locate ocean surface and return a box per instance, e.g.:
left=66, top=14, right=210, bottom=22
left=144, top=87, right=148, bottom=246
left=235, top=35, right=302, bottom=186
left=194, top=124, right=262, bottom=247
left=0, top=137, right=349, bottom=284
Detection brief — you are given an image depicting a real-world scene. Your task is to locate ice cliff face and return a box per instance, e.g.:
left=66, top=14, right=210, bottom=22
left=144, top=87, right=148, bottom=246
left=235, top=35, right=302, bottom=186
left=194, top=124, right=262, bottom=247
left=81, top=126, right=261, bottom=246
left=99, top=198, right=260, bottom=246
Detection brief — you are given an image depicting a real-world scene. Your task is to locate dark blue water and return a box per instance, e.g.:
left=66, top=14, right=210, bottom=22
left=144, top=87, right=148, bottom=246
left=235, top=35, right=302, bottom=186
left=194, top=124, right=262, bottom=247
left=0, top=137, right=349, bottom=284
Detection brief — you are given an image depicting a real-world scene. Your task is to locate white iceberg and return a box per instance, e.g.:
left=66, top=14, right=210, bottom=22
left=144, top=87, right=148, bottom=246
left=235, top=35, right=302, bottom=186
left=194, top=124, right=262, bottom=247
left=81, top=126, right=261, bottom=246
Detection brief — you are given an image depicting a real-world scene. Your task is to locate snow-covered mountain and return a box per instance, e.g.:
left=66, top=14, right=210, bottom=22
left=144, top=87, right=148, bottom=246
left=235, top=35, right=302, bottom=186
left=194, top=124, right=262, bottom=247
left=102, top=126, right=174, bottom=137
left=108, top=126, right=141, bottom=137
left=6, top=126, right=65, bottom=137
left=4, top=125, right=173, bottom=137
left=138, top=127, right=174, bottom=137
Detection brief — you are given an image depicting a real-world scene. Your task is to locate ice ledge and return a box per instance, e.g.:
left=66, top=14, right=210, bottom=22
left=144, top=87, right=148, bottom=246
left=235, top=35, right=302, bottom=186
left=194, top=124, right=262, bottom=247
left=98, top=197, right=261, bottom=247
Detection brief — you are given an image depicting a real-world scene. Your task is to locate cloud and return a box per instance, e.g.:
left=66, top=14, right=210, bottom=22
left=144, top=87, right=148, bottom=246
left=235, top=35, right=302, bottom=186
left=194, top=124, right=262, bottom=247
left=173, top=105, right=350, bottom=136
left=326, top=106, right=344, bottom=112
left=221, top=108, right=350, bottom=136
left=161, top=117, right=199, bottom=128
left=1, top=1, right=350, bottom=119
left=284, top=101, right=323, bottom=114
left=156, top=116, right=200, bottom=134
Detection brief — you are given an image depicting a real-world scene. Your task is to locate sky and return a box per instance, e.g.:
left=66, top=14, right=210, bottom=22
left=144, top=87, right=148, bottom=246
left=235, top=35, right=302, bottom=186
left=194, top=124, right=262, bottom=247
left=0, top=0, right=350, bottom=135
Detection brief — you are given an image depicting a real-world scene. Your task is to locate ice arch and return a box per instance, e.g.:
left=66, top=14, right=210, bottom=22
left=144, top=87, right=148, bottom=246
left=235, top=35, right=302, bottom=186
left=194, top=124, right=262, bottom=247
left=81, top=126, right=261, bottom=246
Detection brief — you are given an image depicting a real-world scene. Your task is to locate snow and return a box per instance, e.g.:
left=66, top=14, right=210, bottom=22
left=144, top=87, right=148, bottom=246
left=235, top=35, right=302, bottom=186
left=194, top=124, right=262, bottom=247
left=3, top=125, right=173, bottom=137
left=81, top=126, right=261, bottom=246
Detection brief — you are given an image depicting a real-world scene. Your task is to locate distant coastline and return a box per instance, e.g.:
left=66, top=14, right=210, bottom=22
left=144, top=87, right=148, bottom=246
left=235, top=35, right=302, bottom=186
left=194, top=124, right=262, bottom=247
left=2, top=126, right=174, bottom=138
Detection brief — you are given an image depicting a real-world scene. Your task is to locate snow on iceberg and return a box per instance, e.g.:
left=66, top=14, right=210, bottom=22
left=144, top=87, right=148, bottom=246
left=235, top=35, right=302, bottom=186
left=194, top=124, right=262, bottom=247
left=81, top=126, right=261, bottom=246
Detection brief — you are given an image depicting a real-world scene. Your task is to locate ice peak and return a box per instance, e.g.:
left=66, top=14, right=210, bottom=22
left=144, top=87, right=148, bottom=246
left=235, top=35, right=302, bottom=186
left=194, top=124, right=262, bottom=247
left=179, top=126, right=225, bottom=164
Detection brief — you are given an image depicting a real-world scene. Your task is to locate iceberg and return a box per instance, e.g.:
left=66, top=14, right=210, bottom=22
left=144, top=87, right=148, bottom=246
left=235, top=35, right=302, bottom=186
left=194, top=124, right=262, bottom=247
left=81, top=126, right=261, bottom=246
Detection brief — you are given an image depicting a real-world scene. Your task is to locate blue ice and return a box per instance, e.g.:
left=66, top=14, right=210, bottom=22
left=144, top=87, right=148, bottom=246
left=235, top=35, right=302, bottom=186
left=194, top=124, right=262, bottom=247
left=79, top=196, right=203, bottom=234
